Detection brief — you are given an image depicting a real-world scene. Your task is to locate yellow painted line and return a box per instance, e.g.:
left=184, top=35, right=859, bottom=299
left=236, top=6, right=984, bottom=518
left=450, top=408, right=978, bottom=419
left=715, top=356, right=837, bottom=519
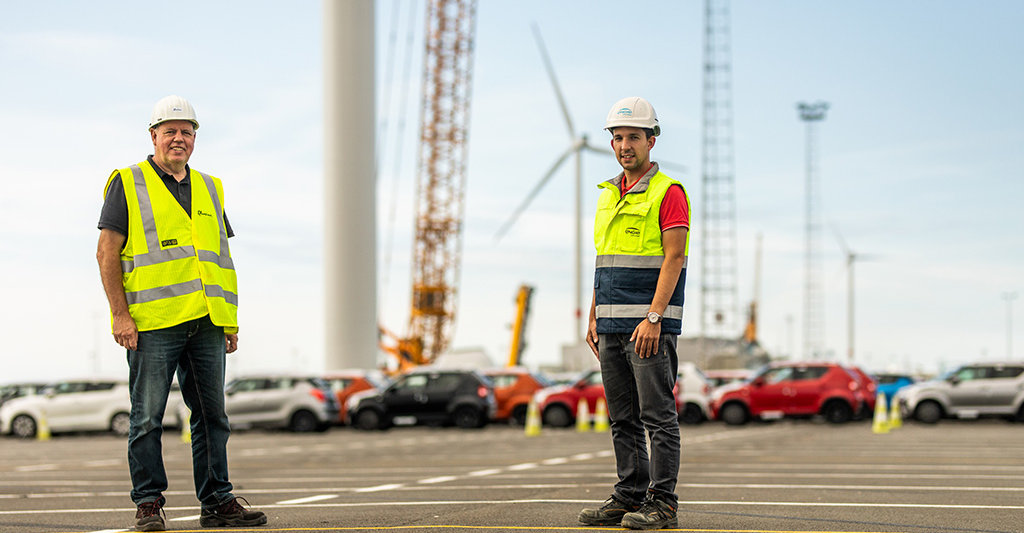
left=72, top=527, right=909, bottom=533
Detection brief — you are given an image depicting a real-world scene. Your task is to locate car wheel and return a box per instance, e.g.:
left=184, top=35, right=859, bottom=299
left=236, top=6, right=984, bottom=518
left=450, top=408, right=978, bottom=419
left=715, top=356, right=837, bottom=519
left=543, top=404, right=572, bottom=427
left=354, top=409, right=383, bottom=430
left=110, top=412, right=131, bottom=436
left=821, top=401, right=852, bottom=424
left=11, top=414, right=37, bottom=438
left=289, top=410, right=319, bottom=432
left=720, top=403, right=748, bottom=426
left=511, top=404, right=529, bottom=426
left=1016, top=404, right=1024, bottom=423
left=914, top=401, right=942, bottom=424
left=679, top=403, right=705, bottom=425
left=453, top=406, right=483, bottom=429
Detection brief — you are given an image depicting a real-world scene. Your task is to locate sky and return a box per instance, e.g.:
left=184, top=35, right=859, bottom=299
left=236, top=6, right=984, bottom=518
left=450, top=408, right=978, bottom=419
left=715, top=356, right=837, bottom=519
left=1, top=1, right=1022, bottom=383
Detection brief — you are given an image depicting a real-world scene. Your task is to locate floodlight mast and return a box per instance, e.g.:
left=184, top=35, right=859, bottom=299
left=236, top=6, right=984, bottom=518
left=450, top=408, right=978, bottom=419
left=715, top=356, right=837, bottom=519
left=797, top=101, right=829, bottom=359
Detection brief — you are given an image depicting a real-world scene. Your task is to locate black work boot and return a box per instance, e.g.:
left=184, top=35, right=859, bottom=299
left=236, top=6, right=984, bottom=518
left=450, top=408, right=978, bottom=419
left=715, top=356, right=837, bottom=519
left=578, top=495, right=641, bottom=526
left=199, top=496, right=267, bottom=527
left=135, top=501, right=165, bottom=531
left=621, top=494, right=678, bottom=530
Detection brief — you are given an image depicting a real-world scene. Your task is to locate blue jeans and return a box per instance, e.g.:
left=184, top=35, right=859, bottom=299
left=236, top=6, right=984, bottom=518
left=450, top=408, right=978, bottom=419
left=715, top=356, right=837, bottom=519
left=598, top=333, right=680, bottom=506
left=127, top=315, right=234, bottom=510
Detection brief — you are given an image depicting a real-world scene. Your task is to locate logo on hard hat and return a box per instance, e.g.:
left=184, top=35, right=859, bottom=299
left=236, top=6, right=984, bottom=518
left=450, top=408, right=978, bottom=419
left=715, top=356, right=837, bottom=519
left=616, top=107, right=633, bottom=117
left=171, top=106, right=183, bottom=112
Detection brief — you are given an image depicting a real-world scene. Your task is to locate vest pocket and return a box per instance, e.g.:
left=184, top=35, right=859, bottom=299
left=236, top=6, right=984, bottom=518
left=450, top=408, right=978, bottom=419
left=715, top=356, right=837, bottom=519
left=616, top=201, right=652, bottom=253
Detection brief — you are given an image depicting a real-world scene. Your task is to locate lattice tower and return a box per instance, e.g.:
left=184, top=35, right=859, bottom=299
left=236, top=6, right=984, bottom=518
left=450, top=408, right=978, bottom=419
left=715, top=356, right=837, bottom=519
left=797, top=101, right=829, bottom=359
left=408, top=0, right=477, bottom=362
left=700, top=0, right=740, bottom=347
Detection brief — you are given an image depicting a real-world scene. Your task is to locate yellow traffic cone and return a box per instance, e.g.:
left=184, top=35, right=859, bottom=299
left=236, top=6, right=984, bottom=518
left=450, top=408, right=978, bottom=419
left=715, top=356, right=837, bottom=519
left=576, top=398, right=590, bottom=432
left=180, top=408, right=192, bottom=444
left=36, top=410, right=51, bottom=441
left=871, top=392, right=889, bottom=434
left=888, top=396, right=902, bottom=429
left=524, top=399, right=541, bottom=437
left=593, top=398, right=610, bottom=432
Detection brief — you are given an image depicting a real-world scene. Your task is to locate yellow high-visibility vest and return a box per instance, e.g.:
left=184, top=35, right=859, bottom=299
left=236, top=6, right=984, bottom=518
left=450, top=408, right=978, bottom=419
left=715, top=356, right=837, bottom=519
left=593, top=164, right=688, bottom=334
left=105, top=160, right=237, bottom=332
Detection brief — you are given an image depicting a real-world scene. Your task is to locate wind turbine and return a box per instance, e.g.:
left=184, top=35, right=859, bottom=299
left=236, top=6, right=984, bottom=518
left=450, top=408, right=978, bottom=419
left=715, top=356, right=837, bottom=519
left=832, top=225, right=877, bottom=364
left=496, top=24, right=687, bottom=342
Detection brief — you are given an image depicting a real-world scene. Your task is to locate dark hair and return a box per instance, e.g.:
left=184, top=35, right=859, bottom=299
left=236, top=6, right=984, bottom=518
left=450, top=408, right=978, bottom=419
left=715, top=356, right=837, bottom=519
left=642, top=128, right=655, bottom=139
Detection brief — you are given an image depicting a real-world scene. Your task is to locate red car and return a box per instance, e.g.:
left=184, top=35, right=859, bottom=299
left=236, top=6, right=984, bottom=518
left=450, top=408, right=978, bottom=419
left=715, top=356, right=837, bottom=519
left=323, top=370, right=389, bottom=425
left=710, top=362, right=864, bottom=425
left=480, top=368, right=551, bottom=424
left=534, top=369, right=605, bottom=427
left=844, top=365, right=878, bottom=418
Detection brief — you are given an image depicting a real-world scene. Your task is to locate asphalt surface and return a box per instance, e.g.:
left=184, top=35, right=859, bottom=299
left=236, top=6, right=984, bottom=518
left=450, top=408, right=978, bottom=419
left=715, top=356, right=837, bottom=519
left=0, top=418, right=1022, bottom=533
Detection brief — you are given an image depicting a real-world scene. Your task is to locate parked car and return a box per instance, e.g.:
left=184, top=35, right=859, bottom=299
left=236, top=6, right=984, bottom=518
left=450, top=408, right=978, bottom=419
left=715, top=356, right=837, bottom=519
left=534, top=369, right=605, bottom=427
left=0, top=378, right=181, bottom=438
left=224, top=374, right=337, bottom=432
left=845, top=365, right=878, bottom=418
left=704, top=369, right=753, bottom=389
left=896, top=362, right=1024, bottom=424
left=873, top=373, right=916, bottom=406
left=347, top=368, right=496, bottom=430
left=0, top=382, right=46, bottom=408
left=323, top=370, right=390, bottom=425
left=675, top=362, right=712, bottom=425
left=480, top=367, right=551, bottom=424
left=709, top=362, right=865, bottom=425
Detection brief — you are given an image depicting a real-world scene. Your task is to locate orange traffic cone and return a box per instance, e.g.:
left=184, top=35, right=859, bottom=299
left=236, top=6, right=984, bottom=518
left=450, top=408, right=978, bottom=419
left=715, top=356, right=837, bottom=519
left=524, top=399, right=541, bottom=437
left=593, top=398, right=610, bottom=432
left=576, top=398, right=590, bottom=432
left=871, top=392, right=889, bottom=434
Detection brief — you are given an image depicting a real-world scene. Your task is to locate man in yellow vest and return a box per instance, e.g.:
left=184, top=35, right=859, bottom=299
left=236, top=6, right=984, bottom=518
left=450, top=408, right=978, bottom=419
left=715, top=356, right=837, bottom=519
left=578, top=97, right=689, bottom=530
left=97, top=95, right=266, bottom=531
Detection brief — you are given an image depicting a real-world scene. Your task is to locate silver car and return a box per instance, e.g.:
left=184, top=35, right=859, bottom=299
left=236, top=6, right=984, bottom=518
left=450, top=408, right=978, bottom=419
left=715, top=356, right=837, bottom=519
left=225, top=374, right=338, bottom=432
left=897, top=362, right=1024, bottom=423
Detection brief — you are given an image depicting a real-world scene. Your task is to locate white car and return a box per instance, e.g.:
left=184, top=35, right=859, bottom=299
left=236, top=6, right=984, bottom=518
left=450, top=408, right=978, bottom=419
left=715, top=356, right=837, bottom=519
left=675, top=362, right=713, bottom=425
left=0, top=378, right=185, bottom=438
left=225, top=374, right=338, bottom=432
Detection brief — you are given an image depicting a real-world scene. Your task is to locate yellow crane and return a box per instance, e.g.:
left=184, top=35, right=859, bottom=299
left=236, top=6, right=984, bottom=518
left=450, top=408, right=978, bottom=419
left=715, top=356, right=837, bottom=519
left=381, top=0, right=478, bottom=371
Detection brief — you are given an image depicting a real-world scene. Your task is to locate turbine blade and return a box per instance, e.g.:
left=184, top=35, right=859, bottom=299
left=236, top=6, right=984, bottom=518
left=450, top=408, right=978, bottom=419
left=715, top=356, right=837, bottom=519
left=531, top=22, right=575, bottom=140
left=495, top=145, right=577, bottom=241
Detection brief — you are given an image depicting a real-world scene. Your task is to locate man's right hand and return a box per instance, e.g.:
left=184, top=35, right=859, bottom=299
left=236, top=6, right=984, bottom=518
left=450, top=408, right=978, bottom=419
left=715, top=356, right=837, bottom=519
left=112, top=313, right=138, bottom=351
left=587, top=318, right=600, bottom=358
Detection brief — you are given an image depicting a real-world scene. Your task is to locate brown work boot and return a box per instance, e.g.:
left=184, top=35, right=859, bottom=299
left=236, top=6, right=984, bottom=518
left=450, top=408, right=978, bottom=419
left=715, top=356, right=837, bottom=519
left=578, top=494, right=641, bottom=526
left=135, top=501, right=165, bottom=531
left=621, top=494, right=678, bottom=530
left=199, top=496, right=267, bottom=527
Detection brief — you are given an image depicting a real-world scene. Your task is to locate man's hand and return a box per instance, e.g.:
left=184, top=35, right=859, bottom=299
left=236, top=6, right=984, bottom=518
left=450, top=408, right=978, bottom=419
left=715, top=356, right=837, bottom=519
left=112, top=313, right=138, bottom=351
left=226, top=334, right=238, bottom=354
left=630, top=320, right=661, bottom=358
left=587, top=317, right=600, bottom=359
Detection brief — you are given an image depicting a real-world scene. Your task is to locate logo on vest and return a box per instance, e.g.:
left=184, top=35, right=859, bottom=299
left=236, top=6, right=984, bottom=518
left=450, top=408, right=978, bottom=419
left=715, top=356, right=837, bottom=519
left=197, top=209, right=214, bottom=217
left=161, top=239, right=178, bottom=247
left=624, top=227, right=641, bottom=237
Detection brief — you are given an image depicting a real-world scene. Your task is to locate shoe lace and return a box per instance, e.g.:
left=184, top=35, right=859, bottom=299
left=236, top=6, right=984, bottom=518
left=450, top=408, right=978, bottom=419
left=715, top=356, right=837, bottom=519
left=138, top=501, right=164, bottom=518
left=219, top=496, right=252, bottom=515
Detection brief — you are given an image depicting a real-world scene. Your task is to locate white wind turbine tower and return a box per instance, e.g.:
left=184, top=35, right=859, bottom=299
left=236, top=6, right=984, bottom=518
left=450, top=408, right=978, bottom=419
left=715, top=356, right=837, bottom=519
left=833, top=225, right=876, bottom=364
left=495, top=24, right=688, bottom=342
left=494, top=24, right=616, bottom=342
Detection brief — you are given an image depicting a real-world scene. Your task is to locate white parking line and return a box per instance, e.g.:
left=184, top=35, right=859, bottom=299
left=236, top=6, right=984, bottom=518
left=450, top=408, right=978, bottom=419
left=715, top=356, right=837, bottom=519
left=467, top=468, right=502, bottom=477
left=354, top=483, right=404, bottom=493
left=418, top=476, right=458, bottom=484
left=14, top=463, right=59, bottom=472
left=168, top=514, right=200, bottom=522
left=506, top=462, right=538, bottom=471
left=276, top=494, right=339, bottom=505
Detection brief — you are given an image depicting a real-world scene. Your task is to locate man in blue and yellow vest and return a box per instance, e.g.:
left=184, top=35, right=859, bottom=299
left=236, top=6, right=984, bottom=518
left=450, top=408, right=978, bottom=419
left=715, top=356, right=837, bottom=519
left=579, top=97, right=689, bottom=530
left=97, top=95, right=266, bottom=531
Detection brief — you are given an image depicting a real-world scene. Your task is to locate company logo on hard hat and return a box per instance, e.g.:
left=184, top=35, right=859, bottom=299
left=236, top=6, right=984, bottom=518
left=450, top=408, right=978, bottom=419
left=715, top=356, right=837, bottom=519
left=172, top=106, right=183, bottom=112
left=616, top=107, right=633, bottom=118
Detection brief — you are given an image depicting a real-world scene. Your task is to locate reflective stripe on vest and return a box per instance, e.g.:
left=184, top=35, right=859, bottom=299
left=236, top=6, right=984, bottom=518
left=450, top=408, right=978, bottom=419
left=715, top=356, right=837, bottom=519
left=113, top=161, right=238, bottom=331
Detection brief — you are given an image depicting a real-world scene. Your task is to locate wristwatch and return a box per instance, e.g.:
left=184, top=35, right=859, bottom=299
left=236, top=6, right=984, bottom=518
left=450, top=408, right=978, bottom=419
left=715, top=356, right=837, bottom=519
left=647, top=311, right=662, bottom=324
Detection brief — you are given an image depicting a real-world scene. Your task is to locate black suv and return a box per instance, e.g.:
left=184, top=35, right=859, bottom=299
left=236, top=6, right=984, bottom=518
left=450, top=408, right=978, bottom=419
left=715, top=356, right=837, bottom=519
left=347, top=368, right=496, bottom=430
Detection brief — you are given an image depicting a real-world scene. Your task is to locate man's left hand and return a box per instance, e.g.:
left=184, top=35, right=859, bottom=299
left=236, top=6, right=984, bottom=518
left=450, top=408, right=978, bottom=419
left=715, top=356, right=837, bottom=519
left=630, top=320, right=661, bottom=358
left=226, top=334, right=238, bottom=354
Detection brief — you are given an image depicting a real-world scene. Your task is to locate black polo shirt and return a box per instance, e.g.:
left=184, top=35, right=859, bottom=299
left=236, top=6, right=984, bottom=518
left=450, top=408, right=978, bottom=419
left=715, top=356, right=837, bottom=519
left=97, top=155, right=235, bottom=238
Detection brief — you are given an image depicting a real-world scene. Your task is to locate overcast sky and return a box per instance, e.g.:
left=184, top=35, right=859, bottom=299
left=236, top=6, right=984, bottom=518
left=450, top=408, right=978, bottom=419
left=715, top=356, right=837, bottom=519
left=1, top=1, right=1022, bottom=383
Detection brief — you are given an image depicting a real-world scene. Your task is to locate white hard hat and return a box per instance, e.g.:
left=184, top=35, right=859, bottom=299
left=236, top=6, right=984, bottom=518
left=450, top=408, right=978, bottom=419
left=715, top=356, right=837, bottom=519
left=604, top=96, right=660, bottom=137
left=149, top=95, right=199, bottom=130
